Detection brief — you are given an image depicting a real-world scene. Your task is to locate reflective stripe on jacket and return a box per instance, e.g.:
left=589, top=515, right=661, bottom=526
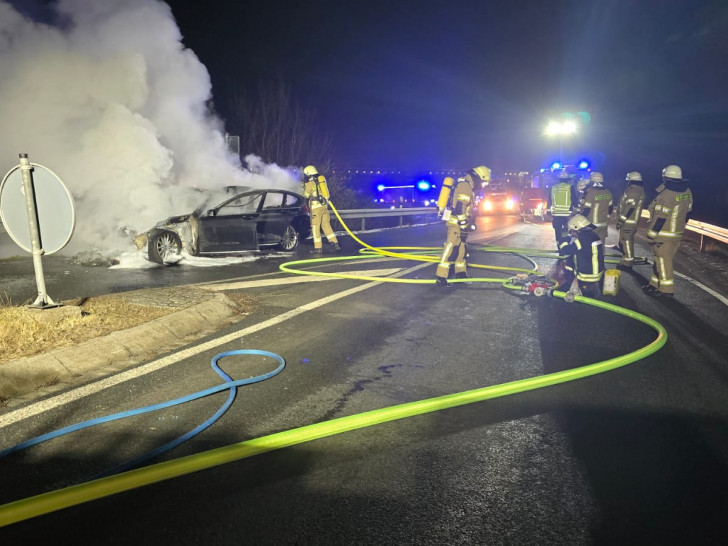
left=617, top=184, right=645, bottom=225
left=446, top=180, right=474, bottom=226
left=549, top=182, right=573, bottom=216
left=647, top=188, right=693, bottom=239
left=559, top=229, right=605, bottom=282
left=581, top=187, right=613, bottom=228
left=303, top=178, right=327, bottom=209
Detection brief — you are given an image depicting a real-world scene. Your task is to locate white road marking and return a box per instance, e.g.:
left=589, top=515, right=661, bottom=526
left=0, top=263, right=431, bottom=427
left=674, top=271, right=728, bottom=306
left=204, top=268, right=404, bottom=290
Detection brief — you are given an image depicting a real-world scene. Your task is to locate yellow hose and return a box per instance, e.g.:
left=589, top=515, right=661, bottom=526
left=0, top=202, right=667, bottom=527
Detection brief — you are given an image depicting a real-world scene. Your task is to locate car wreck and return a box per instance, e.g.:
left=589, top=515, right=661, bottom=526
left=132, top=188, right=311, bottom=264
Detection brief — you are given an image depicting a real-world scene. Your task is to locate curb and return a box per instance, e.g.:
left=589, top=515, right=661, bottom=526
left=0, top=293, right=239, bottom=401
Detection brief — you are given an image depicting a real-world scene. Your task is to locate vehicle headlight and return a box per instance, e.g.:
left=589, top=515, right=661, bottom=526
left=483, top=200, right=493, bottom=211
left=505, top=198, right=515, bottom=210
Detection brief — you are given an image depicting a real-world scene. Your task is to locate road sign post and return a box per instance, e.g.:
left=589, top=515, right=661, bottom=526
left=19, top=155, right=57, bottom=307
left=0, top=153, right=76, bottom=308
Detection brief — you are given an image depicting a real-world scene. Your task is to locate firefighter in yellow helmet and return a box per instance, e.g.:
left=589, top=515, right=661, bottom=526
left=615, top=171, right=645, bottom=270
left=302, top=165, right=340, bottom=254
left=643, top=165, right=693, bottom=297
left=578, top=171, right=613, bottom=246
left=558, top=213, right=605, bottom=299
left=434, top=166, right=489, bottom=286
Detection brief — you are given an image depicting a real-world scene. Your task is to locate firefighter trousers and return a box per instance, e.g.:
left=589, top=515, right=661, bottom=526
left=436, top=224, right=467, bottom=279
left=618, top=226, right=637, bottom=266
left=310, top=206, right=338, bottom=250
left=649, top=238, right=681, bottom=294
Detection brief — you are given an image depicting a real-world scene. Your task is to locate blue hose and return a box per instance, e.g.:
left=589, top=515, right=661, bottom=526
left=0, top=350, right=285, bottom=476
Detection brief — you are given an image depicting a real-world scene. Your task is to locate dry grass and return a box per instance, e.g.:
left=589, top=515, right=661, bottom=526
left=0, top=291, right=256, bottom=365
left=0, top=296, right=173, bottom=364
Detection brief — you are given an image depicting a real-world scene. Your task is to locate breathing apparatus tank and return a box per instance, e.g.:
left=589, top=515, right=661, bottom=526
left=315, top=175, right=330, bottom=201
left=436, top=176, right=456, bottom=213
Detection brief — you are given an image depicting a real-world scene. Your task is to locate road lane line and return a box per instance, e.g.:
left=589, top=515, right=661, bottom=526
left=674, top=271, right=728, bottom=306
left=204, top=268, right=404, bottom=290
left=0, top=263, right=431, bottom=428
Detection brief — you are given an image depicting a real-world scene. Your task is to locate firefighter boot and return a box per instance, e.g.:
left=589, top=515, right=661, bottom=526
left=310, top=248, right=323, bottom=255
left=435, top=278, right=449, bottom=288
left=332, top=243, right=341, bottom=252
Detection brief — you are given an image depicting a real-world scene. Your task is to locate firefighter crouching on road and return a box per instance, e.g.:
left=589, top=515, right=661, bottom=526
left=548, top=171, right=576, bottom=247
left=616, top=171, right=645, bottom=271
left=302, top=165, right=341, bottom=254
left=558, top=214, right=605, bottom=299
left=435, top=166, right=490, bottom=287
left=579, top=171, right=613, bottom=247
left=643, top=164, right=693, bottom=297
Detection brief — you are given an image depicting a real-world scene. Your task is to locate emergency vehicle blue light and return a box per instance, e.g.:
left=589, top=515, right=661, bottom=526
left=578, top=160, right=590, bottom=170
left=376, top=184, right=386, bottom=192
left=551, top=161, right=562, bottom=170
left=416, top=179, right=432, bottom=192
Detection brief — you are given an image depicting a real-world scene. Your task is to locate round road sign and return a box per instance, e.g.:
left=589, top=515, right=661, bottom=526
left=0, top=162, right=75, bottom=254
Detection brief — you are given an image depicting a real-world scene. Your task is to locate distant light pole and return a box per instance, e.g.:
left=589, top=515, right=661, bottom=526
left=545, top=120, right=577, bottom=165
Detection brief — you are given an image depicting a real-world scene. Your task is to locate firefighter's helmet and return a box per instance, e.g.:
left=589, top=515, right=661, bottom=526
left=558, top=171, right=570, bottom=181
left=626, top=171, right=643, bottom=182
left=589, top=172, right=604, bottom=186
left=567, top=214, right=592, bottom=231
left=576, top=178, right=589, bottom=193
left=471, top=166, right=491, bottom=185
left=303, top=165, right=319, bottom=177
left=662, top=164, right=683, bottom=180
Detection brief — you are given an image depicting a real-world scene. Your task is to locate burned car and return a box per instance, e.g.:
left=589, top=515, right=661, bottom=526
left=133, top=189, right=311, bottom=264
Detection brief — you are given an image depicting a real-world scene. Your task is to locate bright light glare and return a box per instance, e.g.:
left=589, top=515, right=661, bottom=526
left=545, top=120, right=578, bottom=135
left=505, top=198, right=515, bottom=210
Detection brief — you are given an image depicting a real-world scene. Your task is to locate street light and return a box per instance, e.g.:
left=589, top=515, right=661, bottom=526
left=544, top=120, right=578, bottom=164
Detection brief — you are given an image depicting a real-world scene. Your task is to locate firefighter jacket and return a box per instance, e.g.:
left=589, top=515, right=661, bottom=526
left=616, top=182, right=645, bottom=228
left=548, top=182, right=574, bottom=216
left=580, top=186, right=613, bottom=230
left=647, top=180, right=693, bottom=241
left=303, top=176, right=329, bottom=211
left=559, top=228, right=605, bottom=283
left=447, top=179, right=474, bottom=229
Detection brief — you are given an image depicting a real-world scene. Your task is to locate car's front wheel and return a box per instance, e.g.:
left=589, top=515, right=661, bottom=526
left=148, top=229, right=182, bottom=264
left=276, top=224, right=299, bottom=251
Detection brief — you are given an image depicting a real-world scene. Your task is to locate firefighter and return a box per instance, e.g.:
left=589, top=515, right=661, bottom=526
left=643, top=165, right=693, bottom=297
left=435, top=166, right=490, bottom=286
left=558, top=214, right=605, bottom=298
left=579, top=171, right=613, bottom=246
left=547, top=171, right=576, bottom=247
left=616, top=171, right=646, bottom=271
left=302, top=165, right=340, bottom=254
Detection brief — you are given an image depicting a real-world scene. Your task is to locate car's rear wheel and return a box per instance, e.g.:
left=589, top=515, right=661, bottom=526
left=277, top=224, right=299, bottom=251
left=148, top=230, right=182, bottom=264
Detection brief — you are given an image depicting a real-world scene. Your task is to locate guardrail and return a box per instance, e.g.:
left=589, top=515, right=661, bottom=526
left=335, top=206, right=438, bottom=231
left=639, top=209, right=727, bottom=251
left=337, top=207, right=727, bottom=252
left=686, top=220, right=728, bottom=251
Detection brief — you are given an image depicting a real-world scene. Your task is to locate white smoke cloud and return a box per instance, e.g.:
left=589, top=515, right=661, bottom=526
left=0, top=0, right=298, bottom=257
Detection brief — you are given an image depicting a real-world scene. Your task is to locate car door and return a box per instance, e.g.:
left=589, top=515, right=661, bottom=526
left=254, top=191, right=289, bottom=245
left=197, top=192, right=262, bottom=253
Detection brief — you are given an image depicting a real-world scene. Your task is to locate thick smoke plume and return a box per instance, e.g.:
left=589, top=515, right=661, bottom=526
left=0, top=0, right=297, bottom=257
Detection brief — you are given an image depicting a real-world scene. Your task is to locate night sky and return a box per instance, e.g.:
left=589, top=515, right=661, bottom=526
left=9, top=0, right=728, bottom=222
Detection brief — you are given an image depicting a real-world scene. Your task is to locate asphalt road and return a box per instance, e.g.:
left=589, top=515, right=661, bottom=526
left=1, top=216, right=728, bottom=544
